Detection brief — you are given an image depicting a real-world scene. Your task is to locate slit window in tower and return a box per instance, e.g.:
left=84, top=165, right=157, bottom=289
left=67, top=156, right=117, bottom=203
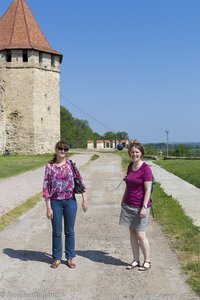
left=51, top=55, right=55, bottom=67
left=6, top=50, right=12, bottom=62
left=39, top=52, right=43, bottom=64
left=23, top=50, right=28, bottom=62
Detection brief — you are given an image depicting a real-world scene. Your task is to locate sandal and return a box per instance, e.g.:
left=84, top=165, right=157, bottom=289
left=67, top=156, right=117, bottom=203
left=50, top=259, right=61, bottom=268
left=126, top=260, right=140, bottom=270
left=66, top=259, right=76, bottom=269
left=138, top=261, right=151, bottom=271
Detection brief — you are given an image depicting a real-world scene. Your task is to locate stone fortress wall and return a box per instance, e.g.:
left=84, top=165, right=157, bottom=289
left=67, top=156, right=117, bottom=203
left=0, top=50, right=61, bottom=153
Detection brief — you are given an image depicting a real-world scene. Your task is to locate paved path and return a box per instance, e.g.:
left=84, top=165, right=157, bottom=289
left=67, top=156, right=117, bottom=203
left=0, top=153, right=198, bottom=300
left=0, top=153, right=93, bottom=216
left=0, top=154, right=200, bottom=229
left=149, top=161, right=200, bottom=227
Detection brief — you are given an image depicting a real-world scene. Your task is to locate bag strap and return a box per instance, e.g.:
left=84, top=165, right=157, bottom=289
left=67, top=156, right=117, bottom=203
left=116, top=162, right=132, bottom=189
left=127, top=162, right=133, bottom=174
left=69, top=160, right=77, bottom=177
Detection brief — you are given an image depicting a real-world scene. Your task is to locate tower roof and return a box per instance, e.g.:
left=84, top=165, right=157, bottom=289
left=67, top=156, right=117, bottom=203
left=0, top=0, right=63, bottom=60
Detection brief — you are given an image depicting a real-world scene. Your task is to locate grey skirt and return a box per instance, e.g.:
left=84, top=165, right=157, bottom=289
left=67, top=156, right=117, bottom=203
left=119, top=203, right=150, bottom=231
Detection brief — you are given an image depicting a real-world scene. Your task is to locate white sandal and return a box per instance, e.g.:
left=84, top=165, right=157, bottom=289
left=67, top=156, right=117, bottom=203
left=138, top=261, right=151, bottom=271
left=126, top=260, right=140, bottom=270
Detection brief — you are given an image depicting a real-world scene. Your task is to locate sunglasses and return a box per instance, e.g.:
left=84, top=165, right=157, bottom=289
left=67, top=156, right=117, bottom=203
left=57, top=147, right=69, bottom=152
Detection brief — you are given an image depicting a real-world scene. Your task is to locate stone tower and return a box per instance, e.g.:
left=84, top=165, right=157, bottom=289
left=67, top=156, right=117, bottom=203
left=0, top=0, right=63, bottom=153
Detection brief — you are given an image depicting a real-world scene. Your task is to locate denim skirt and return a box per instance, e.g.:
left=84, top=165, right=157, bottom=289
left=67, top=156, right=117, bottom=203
left=119, top=204, right=150, bottom=231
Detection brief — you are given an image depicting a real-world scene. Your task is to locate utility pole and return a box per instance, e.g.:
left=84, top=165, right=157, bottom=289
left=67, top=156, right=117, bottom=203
left=165, top=130, right=169, bottom=156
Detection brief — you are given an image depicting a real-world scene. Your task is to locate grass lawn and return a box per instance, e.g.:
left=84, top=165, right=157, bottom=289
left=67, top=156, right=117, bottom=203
left=0, top=154, right=52, bottom=179
left=154, top=160, right=200, bottom=188
left=0, top=152, right=75, bottom=179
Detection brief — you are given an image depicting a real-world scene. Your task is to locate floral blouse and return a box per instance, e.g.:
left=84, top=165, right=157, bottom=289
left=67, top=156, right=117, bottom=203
left=43, top=159, right=86, bottom=202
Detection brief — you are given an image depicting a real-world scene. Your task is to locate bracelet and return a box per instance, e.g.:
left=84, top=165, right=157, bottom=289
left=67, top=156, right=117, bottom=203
left=142, top=205, right=147, bottom=209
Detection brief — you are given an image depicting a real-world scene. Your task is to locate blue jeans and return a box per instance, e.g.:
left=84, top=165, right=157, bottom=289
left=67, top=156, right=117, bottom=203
left=51, top=199, right=77, bottom=260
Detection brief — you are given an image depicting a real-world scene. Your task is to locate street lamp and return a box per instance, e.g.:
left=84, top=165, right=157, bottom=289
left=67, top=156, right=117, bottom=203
left=165, top=130, right=169, bottom=156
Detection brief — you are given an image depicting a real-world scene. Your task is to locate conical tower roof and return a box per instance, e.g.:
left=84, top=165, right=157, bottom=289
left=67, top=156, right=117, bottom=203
left=0, top=0, right=62, bottom=60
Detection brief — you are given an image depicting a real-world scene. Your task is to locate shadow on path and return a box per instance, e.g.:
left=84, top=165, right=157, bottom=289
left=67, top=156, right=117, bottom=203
left=3, top=248, right=52, bottom=264
left=76, top=250, right=127, bottom=266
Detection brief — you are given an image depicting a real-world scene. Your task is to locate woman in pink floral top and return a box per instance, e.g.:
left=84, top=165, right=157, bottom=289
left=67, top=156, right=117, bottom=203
left=43, top=140, right=87, bottom=269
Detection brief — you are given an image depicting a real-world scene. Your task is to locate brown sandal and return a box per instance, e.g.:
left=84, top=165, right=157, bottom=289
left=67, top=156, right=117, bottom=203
left=66, top=259, right=76, bottom=269
left=50, top=259, right=61, bottom=268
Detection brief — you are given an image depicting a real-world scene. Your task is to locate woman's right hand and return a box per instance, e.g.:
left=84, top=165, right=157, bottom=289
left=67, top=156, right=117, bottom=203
left=46, top=200, right=53, bottom=220
left=46, top=207, right=53, bottom=220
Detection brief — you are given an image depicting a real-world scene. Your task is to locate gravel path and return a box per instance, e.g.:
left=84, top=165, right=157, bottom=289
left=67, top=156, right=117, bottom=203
left=0, top=153, right=198, bottom=300
left=0, top=153, right=93, bottom=215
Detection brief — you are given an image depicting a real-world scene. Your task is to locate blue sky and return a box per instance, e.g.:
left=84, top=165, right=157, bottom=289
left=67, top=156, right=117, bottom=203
left=1, top=0, right=200, bottom=143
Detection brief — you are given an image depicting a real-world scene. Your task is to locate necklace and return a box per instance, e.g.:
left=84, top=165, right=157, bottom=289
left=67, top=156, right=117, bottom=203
left=132, top=161, right=143, bottom=171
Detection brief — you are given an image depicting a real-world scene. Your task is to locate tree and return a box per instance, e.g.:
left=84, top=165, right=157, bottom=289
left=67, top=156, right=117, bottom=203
left=116, top=131, right=129, bottom=140
left=60, top=106, right=94, bottom=148
left=103, top=131, right=116, bottom=140
left=144, top=145, right=155, bottom=155
left=173, top=144, right=189, bottom=157
left=60, top=105, right=129, bottom=148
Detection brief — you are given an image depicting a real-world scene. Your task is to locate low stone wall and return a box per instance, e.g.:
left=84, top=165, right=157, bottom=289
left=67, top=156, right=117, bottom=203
left=164, top=156, right=200, bottom=160
left=144, top=155, right=158, bottom=160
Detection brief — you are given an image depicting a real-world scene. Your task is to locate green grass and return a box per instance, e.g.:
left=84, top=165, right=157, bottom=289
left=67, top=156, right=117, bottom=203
left=116, top=151, right=200, bottom=296
left=0, top=193, right=42, bottom=231
left=0, top=154, right=52, bottom=179
left=151, top=185, right=200, bottom=295
left=0, top=152, right=98, bottom=231
left=155, top=160, right=200, bottom=188
left=90, top=154, right=99, bottom=161
left=117, top=150, right=131, bottom=171
left=0, top=152, right=74, bottom=179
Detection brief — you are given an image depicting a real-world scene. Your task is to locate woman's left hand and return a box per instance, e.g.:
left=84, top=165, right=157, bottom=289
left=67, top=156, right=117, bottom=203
left=82, top=193, right=88, bottom=212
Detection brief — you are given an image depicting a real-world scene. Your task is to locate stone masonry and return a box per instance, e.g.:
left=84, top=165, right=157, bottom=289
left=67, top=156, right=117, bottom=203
left=0, top=0, right=63, bottom=154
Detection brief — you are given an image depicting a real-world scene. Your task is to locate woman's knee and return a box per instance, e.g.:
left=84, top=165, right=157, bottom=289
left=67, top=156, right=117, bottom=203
left=65, top=228, right=75, bottom=237
left=136, top=230, right=147, bottom=241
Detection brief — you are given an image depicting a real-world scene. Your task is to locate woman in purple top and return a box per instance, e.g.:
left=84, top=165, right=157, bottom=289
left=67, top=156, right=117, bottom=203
left=43, top=140, right=87, bottom=269
left=119, top=140, right=153, bottom=271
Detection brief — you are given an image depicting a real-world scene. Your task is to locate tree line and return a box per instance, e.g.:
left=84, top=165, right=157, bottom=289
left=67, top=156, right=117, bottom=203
left=61, top=105, right=200, bottom=156
left=60, top=106, right=129, bottom=148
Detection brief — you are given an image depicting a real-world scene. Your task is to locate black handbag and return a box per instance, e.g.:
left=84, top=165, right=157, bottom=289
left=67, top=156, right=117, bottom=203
left=70, top=160, right=84, bottom=194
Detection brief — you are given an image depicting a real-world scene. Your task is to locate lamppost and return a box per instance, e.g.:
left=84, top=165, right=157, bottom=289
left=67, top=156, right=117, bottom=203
left=165, top=129, right=169, bottom=156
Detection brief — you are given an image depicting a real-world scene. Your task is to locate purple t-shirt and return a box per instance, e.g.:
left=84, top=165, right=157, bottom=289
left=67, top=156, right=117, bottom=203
left=124, top=161, right=153, bottom=208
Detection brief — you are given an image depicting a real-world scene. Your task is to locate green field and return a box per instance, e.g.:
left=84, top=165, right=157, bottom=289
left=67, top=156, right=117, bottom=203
left=0, top=154, right=52, bottom=179
left=0, top=152, right=74, bottom=179
left=155, top=160, right=200, bottom=188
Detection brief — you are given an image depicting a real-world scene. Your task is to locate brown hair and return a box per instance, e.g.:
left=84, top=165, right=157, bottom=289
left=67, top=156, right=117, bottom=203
left=49, top=140, right=69, bottom=163
left=128, top=139, right=145, bottom=157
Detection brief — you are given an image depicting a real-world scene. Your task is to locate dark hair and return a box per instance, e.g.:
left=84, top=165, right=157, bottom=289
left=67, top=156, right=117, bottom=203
left=49, top=140, right=69, bottom=163
left=128, top=139, right=145, bottom=157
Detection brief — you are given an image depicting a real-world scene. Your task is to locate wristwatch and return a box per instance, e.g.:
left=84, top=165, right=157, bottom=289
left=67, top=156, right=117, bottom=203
left=142, top=204, right=148, bottom=209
